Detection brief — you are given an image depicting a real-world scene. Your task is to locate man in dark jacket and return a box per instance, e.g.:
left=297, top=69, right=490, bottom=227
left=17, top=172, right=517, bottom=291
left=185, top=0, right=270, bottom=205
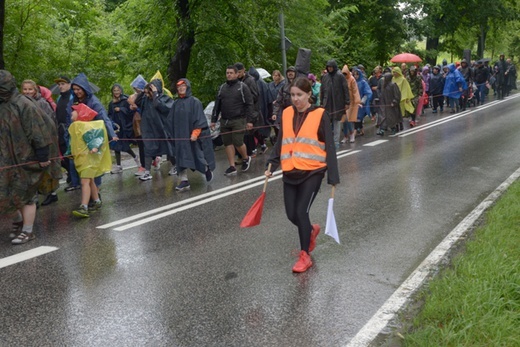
left=505, top=58, right=517, bottom=96
left=235, top=62, right=259, bottom=157
left=429, top=66, right=445, bottom=113
left=320, top=59, right=350, bottom=146
left=474, top=60, right=489, bottom=105
left=211, top=65, right=254, bottom=176
left=495, top=54, right=508, bottom=100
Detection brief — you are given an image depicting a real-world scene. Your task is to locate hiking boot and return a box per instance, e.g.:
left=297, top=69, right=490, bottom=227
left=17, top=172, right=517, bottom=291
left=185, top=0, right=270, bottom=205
left=111, top=165, right=123, bottom=174
left=11, top=232, right=35, bottom=245
left=139, top=172, right=153, bottom=181
left=134, top=167, right=146, bottom=176
left=169, top=167, right=177, bottom=176
left=175, top=180, right=190, bottom=191
left=72, top=205, right=90, bottom=218
left=41, top=193, right=58, bottom=206
left=292, top=251, right=312, bottom=273
left=309, top=224, right=321, bottom=253
left=224, top=166, right=237, bottom=176
left=205, top=169, right=213, bottom=183
left=241, top=156, right=252, bottom=172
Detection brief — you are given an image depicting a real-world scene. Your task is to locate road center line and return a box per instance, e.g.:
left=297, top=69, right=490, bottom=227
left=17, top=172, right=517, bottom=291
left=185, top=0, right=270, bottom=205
left=97, top=172, right=280, bottom=229
left=397, top=94, right=520, bottom=138
left=0, top=246, right=59, bottom=270
left=363, top=140, right=388, bottom=147
left=345, top=166, right=520, bottom=347
left=109, top=150, right=362, bottom=231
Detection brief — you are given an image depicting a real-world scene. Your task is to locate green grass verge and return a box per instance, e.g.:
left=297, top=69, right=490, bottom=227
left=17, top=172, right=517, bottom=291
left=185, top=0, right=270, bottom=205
left=402, top=181, right=520, bottom=347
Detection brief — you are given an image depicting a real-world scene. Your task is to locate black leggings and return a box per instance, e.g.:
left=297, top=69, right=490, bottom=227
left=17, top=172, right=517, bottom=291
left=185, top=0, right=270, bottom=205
left=115, top=149, right=136, bottom=166
left=283, top=173, right=323, bottom=252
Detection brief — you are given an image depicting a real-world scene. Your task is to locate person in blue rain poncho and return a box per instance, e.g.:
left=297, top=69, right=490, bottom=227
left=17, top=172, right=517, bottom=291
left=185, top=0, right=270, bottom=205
left=353, top=67, right=373, bottom=136
left=442, top=64, right=467, bottom=113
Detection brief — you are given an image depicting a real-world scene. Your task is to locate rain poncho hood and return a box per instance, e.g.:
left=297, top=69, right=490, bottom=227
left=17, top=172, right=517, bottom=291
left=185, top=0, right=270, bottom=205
left=71, top=73, right=94, bottom=99
left=176, top=78, right=192, bottom=98
left=326, top=59, right=339, bottom=74
left=111, top=83, right=126, bottom=97
left=0, top=70, right=17, bottom=103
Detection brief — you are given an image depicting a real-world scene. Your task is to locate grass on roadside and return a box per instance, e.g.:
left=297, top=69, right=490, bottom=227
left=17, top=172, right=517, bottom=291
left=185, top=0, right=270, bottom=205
left=401, top=181, right=520, bottom=347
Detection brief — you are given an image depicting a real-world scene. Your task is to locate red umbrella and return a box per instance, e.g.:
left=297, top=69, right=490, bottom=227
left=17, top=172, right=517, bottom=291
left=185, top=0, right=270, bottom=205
left=240, top=164, right=272, bottom=228
left=390, top=53, right=422, bottom=63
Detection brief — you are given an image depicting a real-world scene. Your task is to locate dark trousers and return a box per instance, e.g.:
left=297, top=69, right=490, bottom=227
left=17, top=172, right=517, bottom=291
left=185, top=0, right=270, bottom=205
left=432, top=95, right=443, bottom=110
left=283, top=173, right=323, bottom=252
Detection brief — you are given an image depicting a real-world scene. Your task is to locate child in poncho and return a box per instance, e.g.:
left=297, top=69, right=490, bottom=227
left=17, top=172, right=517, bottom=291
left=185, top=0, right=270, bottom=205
left=68, top=104, right=111, bottom=217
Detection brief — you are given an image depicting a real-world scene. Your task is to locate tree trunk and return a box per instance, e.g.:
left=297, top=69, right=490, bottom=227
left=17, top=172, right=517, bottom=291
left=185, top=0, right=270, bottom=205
left=0, top=0, right=5, bottom=69
left=166, top=0, right=195, bottom=91
left=477, top=24, right=487, bottom=59
left=425, top=36, right=439, bottom=66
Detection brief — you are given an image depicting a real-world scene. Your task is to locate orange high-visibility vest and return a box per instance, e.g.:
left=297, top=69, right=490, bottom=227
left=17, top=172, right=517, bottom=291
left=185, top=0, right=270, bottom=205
left=280, top=107, right=327, bottom=172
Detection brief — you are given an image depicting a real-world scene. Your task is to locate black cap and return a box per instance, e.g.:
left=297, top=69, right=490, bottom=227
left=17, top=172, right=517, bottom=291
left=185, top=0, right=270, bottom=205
left=54, top=76, right=71, bottom=84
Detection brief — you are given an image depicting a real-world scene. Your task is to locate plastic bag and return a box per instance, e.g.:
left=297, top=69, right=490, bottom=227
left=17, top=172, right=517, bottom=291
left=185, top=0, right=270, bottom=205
left=72, top=103, right=98, bottom=121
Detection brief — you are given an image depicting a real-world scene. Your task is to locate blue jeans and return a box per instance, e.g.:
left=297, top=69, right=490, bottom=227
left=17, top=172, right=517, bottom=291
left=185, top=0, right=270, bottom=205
left=477, top=84, right=487, bottom=104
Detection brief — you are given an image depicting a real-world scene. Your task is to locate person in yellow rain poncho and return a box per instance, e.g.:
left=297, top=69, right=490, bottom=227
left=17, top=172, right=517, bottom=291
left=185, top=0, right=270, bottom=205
left=391, top=67, right=414, bottom=132
left=68, top=104, right=111, bottom=218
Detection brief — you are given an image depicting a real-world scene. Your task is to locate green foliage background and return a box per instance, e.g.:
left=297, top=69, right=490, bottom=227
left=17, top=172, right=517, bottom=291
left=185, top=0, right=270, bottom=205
left=3, top=0, right=519, bottom=105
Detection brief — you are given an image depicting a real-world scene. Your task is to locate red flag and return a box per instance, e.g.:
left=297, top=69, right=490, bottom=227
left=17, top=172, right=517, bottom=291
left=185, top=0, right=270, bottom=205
left=240, top=164, right=271, bottom=228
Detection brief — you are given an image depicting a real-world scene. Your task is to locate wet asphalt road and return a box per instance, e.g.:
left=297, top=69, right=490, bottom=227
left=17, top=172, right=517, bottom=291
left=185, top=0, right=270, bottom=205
left=1, top=94, right=520, bottom=347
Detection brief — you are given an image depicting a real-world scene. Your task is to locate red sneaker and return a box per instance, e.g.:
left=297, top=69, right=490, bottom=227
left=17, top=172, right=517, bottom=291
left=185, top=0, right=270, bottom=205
left=292, top=251, right=312, bottom=273
left=309, top=224, right=321, bottom=252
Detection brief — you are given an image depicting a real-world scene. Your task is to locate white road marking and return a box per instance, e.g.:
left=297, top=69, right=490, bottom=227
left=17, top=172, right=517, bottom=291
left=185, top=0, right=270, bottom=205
left=0, top=246, right=59, bottom=270
left=363, top=140, right=388, bottom=147
left=345, top=166, right=520, bottom=347
left=97, top=172, right=280, bottom=229
left=105, top=150, right=362, bottom=231
left=396, top=94, right=520, bottom=138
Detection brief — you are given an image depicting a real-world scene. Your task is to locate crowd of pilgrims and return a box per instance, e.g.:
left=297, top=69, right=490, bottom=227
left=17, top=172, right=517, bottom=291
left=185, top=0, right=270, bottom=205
left=0, top=54, right=516, bottom=244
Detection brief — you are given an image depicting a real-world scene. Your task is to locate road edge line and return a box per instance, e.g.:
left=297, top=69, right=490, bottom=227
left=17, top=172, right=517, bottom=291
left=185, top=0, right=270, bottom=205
left=345, top=166, right=520, bottom=347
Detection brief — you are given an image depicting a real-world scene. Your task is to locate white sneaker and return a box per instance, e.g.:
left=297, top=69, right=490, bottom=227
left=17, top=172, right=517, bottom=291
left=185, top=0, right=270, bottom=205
left=169, top=167, right=177, bottom=176
left=134, top=167, right=146, bottom=176
left=139, top=172, right=152, bottom=181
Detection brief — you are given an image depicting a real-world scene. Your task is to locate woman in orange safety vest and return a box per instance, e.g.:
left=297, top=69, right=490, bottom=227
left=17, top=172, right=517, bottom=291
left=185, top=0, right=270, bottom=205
left=265, top=77, right=339, bottom=273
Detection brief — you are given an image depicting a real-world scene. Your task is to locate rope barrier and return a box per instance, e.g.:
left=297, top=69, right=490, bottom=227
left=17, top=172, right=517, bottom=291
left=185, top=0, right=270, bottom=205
left=0, top=81, right=497, bottom=172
